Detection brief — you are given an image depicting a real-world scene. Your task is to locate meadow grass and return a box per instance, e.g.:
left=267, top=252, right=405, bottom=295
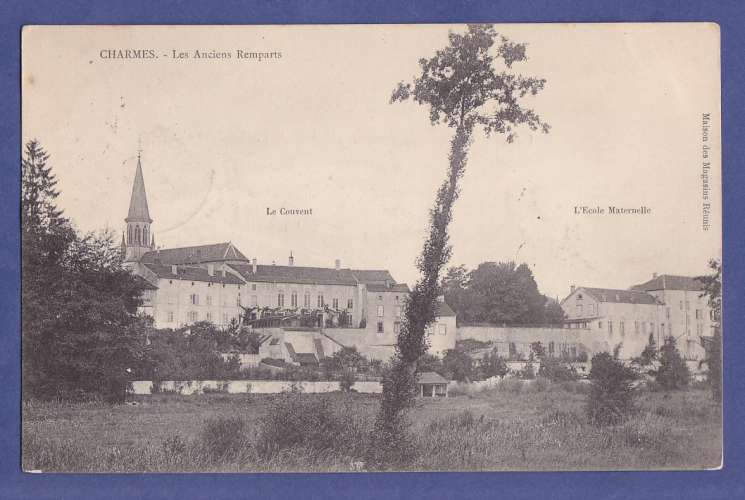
left=22, top=383, right=721, bottom=472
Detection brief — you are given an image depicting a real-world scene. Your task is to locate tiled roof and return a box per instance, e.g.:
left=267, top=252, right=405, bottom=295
left=230, top=263, right=359, bottom=286
left=140, top=242, right=249, bottom=265
left=436, top=301, right=456, bottom=317
left=367, top=283, right=411, bottom=293
left=580, top=287, right=660, bottom=305
left=417, top=371, right=448, bottom=384
left=295, top=353, right=319, bottom=365
left=261, top=358, right=288, bottom=368
left=352, top=270, right=396, bottom=285
left=143, top=263, right=244, bottom=285
left=132, top=274, right=158, bottom=290
left=631, top=274, right=705, bottom=292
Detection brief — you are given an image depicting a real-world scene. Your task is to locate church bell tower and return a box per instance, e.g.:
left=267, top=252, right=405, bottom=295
left=123, top=151, right=154, bottom=263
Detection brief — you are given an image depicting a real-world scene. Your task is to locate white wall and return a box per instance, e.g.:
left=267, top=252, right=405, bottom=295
left=129, top=379, right=382, bottom=395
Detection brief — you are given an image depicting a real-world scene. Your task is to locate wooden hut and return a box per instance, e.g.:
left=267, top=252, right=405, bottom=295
left=416, top=371, right=449, bottom=397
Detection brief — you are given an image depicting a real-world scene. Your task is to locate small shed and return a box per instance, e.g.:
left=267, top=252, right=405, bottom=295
left=417, top=371, right=449, bottom=398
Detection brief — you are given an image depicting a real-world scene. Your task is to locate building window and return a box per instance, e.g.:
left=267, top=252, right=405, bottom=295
left=190, top=293, right=199, bottom=305
left=291, top=292, right=298, bottom=308
left=206, top=295, right=212, bottom=306
left=304, top=293, right=311, bottom=308
left=620, top=321, right=625, bottom=337
left=317, top=294, right=324, bottom=308
left=251, top=284, right=257, bottom=291
left=598, top=321, right=603, bottom=329
left=377, top=305, right=384, bottom=317
left=576, top=305, right=583, bottom=317
left=608, top=321, right=613, bottom=335
left=236, top=293, right=241, bottom=307
left=548, top=341, right=555, bottom=355
left=394, top=322, right=401, bottom=334
left=278, top=293, right=284, bottom=308
left=251, top=295, right=258, bottom=307
left=395, top=306, right=402, bottom=318
left=222, top=312, right=228, bottom=325
left=135, top=225, right=141, bottom=244
left=509, top=343, right=517, bottom=357
left=167, top=311, right=174, bottom=323
left=438, top=324, right=447, bottom=335
left=666, top=307, right=671, bottom=319
left=394, top=295, right=399, bottom=303
left=668, top=324, right=672, bottom=336
left=347, top=299, right=353, bottom=309
left=188, top=311, right=198, bottom=322
left=206, top=311, right=212, bottom=322
left=377, top=321, right=384, bottom=334
left=695, top=309, right=701, bottom=319
left=332, top=298, right=339, bottom=309
left=377, top=295, right=383, bottom=301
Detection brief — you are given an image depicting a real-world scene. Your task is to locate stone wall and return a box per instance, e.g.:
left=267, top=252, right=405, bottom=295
left=130, top=379, right=382, bottom=395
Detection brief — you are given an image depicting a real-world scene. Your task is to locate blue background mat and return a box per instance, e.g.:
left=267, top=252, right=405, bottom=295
left=1, top=1, right=743, bottom=499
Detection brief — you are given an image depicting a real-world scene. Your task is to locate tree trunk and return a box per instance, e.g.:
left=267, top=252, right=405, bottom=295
left=372, top=123, right=473, bottom=466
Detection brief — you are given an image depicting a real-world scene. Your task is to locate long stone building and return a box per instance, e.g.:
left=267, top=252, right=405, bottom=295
left=120, top=155, right=457, bottom=361
left=561, top=274, right=712, bottom=361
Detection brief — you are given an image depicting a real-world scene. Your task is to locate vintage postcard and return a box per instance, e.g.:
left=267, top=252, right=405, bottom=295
left=21, top=24, right=721, bottom=472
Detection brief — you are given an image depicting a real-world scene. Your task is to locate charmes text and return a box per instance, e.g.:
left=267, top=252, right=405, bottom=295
left=574, top=206, right=652, bottom=215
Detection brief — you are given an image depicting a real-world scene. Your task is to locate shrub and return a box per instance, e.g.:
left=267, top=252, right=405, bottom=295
left=340, top=369, right=356, bottom=392
left=256, top=394, right=368, bottom=459
left=586, top=351, right=637, bottom=426
left=200, top=416, right=247, bottom=459
left=656, top=337, right=690, bottom=390
left=519, top=362, right=535, bottom=380
left=161, top=433, right=187, bottom=461
left=538, top=357, right=578, bottom=382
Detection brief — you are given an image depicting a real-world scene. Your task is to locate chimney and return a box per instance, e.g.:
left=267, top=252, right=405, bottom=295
left=652, top=272, right=658, bottom=279
left=252, top=258, right=257, bottom=274
left=288, top=251, right=294, bottom=266
left=570, top=285, right=576, bottom=294
left=171, top=264, right=178, bottom=275
left=207, top=264, right=214, bottom=276
left=335, top=259, right=341, bottom=270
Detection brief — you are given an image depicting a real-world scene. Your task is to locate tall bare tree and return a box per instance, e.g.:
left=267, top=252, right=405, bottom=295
left=372, top=24, right=549, bottom=464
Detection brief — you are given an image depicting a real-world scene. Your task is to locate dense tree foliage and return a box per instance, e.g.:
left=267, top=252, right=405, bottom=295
left=698, top=258, right=722, bottom=401
left=441, top=261, right=565, bottom=325
left=655, top=337, right=690, bottom=390
left=375, top=25, right=549, bottom=464
left=586, top=351, right=637, bottom=426
left=22, top=140, right=149, bottom=402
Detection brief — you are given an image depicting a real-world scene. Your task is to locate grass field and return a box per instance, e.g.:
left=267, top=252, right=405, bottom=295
left=22, top=381, right=721, bottom=472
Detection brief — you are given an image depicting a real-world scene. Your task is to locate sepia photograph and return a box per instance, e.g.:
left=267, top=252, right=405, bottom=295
left=20, top=23, right=722, bottom=473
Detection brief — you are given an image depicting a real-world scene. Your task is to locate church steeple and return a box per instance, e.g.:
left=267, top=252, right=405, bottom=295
left=124, top=151, right=154, bottom=263
left=126, top=153, right=152, bottom=223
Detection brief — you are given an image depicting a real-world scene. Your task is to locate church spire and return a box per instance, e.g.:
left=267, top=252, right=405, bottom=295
left=126, top=154, right=152, bottom=223
left=123, top=151, right=154, bottom=264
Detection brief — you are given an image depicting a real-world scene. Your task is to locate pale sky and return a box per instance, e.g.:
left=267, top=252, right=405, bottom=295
left=21, top=24, right=721, bottom=299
